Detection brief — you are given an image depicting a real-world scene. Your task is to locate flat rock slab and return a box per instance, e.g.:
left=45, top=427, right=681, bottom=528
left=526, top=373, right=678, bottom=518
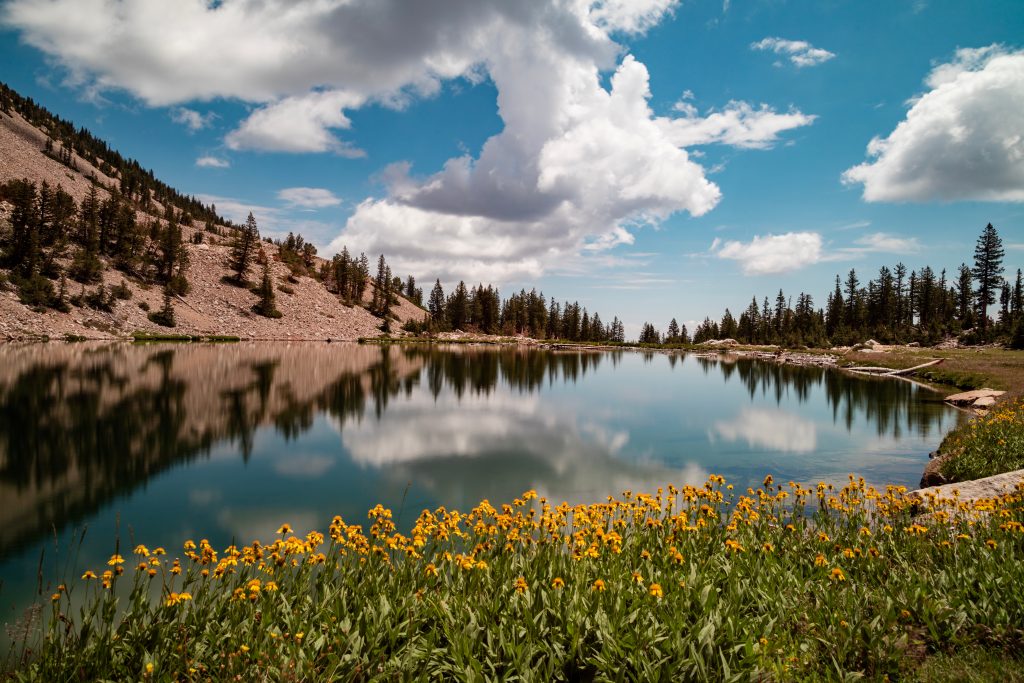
left=944, top=388, right=1005, bottom=406
left=910, top=468, right=1024, bottom=506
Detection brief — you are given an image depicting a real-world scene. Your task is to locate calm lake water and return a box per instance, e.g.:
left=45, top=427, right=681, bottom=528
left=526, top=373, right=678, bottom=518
left=0, top=342, right=963, bottom=624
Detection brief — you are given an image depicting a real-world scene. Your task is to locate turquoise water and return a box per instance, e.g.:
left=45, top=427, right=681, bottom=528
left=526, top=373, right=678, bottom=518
left=0, top=342, right=962, bottom=629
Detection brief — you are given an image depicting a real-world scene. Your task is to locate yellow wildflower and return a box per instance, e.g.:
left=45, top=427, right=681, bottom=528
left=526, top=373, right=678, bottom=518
left=829, top=567, right=846, bottom=583
left=82, top=570, right=97, bottom=580
left=552, top=577, right=565, bottom=589
left=648, top=583, right=663, bottom=599
left=514, top=576, right=529, bottom=594
left=592, top=579, right=606, bottom=592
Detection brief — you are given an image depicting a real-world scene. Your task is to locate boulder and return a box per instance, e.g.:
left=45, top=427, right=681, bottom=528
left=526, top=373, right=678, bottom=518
left=944, top=388, right=1005, bottom=406
left=920, top=454, right=950, bottom=488
left=972, top=396, right=997, bottom=408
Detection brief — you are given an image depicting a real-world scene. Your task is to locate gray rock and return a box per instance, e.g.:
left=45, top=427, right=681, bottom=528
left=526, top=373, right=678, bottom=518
left=944, top=388, right=1005, bottom=406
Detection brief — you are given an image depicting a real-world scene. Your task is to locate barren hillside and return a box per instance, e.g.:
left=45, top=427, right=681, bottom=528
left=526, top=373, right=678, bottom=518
left=0, top=108, right=426, bottom=340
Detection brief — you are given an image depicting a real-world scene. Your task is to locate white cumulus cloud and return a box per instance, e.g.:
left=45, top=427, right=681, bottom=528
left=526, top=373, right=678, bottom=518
left=712, top=232, right=824, bottom=275
left=665, top=100, right=816, bottom=149
left=751, top=37, right=835, bottom=68
left=4, top=0, right=817, bottom=283
left=225, top=90, right=367, bottom=155
left=278, top=187, right=343, bottom=209
left=843, top=45, right=1024, bottom=203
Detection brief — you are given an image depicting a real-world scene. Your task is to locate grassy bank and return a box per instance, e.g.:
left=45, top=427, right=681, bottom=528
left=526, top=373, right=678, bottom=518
left=839, top=347, right=1024, bottom=398
left=939, top=399, right=1024, bottom=481
left=9, top=477, right=1024, bottom=681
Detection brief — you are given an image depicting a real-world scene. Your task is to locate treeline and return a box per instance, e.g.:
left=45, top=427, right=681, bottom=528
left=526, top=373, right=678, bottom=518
left=407, top=279, right=625, bottom=342
left=0, top=82, right=223, bottom=226
left=644, top=223, right=1023, bottom=349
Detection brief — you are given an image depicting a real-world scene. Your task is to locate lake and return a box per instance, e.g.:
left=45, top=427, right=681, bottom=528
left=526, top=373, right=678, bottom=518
left=0, top=342, right=963, bottom=626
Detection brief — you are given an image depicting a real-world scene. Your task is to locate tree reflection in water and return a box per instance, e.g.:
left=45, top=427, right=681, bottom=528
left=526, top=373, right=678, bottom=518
left=0, top=344, right=959, bottom=561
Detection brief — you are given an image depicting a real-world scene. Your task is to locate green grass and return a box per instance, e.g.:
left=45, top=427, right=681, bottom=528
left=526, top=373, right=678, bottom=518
left=915, top=646, right=1024, bottom=683
left=9, top=477, right=1024, bottom=681
left=130, top=333, right=243, bottom=343
left=940, top=399, right=1024, bottom=481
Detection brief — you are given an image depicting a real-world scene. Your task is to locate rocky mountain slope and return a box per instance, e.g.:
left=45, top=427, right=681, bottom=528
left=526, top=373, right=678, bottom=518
left=0, top=106, right=425, bottom=340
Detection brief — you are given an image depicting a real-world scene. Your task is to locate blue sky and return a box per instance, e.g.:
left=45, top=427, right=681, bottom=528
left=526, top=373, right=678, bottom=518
left=1, top=0, right=1022, bottom=335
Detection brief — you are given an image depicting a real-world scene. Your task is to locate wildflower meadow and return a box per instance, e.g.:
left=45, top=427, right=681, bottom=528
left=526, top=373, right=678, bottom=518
left=8, top=474, right=1024, bottom=681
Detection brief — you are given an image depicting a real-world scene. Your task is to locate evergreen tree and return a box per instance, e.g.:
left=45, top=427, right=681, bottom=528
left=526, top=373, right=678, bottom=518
left=972, top=223, right=1004, bottom=335
left=956, top=264, right=974, bottom=329
left=229, top=212, right=259, bottom=284
left=448, top=281, right=469, bottom=330
left=253, top=262, right=282, bottom=318
left=148, top=289, right=177, bottom=327
left=428, top=279, right=446, bottom=327
left=666, top=318, right=680, bottom=342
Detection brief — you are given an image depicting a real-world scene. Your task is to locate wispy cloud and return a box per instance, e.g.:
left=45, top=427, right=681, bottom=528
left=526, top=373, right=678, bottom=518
left=751, top=37, right=835, bottom=68
left=712, top=231, right=922, bottom=275
left=195, top=155, right=229, bottom=168
left=278, top=187, right=343, bottom=209
left=171, top=107, right=216, bottom=131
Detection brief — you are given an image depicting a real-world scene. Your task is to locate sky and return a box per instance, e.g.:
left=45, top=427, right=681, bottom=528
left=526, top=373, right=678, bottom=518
left=1, top=0, right=1022, bottom=335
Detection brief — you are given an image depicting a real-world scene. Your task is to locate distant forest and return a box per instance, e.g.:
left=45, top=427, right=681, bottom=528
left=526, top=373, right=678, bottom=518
left=641, top=223, right=1022, bottom=349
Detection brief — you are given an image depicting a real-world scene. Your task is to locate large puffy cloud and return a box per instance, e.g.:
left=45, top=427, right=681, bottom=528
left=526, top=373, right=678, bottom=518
left=843, top=46, right=1024, bottom=203
left=5, top=0, right=816, bottom=282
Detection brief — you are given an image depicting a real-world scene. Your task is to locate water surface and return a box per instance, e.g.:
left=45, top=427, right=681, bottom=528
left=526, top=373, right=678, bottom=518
left=0, top=342, right=963, bottom=623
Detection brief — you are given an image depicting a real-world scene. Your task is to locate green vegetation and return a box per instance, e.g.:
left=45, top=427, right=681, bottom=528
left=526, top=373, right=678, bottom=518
left=9, top=477, right=1024, bottom=680
left=131, top=332, right=197, bottom=342
left=252, top=263, right=282, bottom=319
left=940, top=400, right=1024, bottom=481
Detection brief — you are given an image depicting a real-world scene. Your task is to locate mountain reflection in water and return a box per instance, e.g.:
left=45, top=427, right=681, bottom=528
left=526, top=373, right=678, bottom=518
left=0, top=343, right=962, bottom=568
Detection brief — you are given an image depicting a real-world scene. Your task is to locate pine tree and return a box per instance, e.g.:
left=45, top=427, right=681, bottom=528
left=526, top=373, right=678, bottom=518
left=956, top=264, right=974, bottom=329
left=972, top=223, right=1004, bottom=336
left=253, top=262, right=282, bottom=318
left=228, top=212, right=259, bottom=284
left=666, top=318, right=680, bottom=342
left=148, top=289, right=177, bottom=327
left=428, top=279, right=446, bottom=327
left=70, top=184, right=102, bottom=283
left=371, top=254, right=389, bottom=316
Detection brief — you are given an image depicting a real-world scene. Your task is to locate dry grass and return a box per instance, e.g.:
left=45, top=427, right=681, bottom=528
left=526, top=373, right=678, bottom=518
left=839, top=347, right=1024, bottom=399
